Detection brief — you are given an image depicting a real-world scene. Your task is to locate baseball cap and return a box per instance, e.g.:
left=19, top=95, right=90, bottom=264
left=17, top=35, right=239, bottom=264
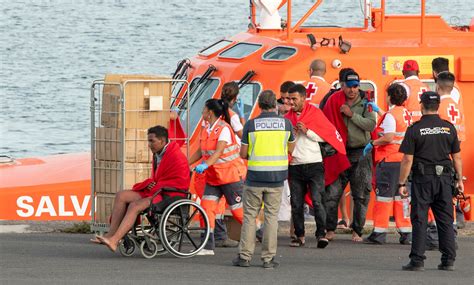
left=343, top=71, right=360, bottom=87
left=419, top=91, right=440, bottom=104
left=403, top=60, right=419, bottom=71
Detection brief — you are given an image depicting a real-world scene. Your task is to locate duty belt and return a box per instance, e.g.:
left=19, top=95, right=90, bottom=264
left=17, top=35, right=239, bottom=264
left=412, top=163, right=453, bottom=176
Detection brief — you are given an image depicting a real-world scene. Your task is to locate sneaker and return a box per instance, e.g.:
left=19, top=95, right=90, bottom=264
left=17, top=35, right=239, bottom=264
left=437, top=263, right=455, bottom=271
left=232, top=256, right=250, bottom=267
left=196, top=249, right=215, bottom=256
left=399, top=233, right=412, bottom=245
left=402, top=262, right=424, bottom=271
left=317, top=237, right=329, bottom=248
left=215, top=238, right=239, bottom=248
left=363, top=237, right=383, bottom=245
left=263, top=258, right=280, bottom=269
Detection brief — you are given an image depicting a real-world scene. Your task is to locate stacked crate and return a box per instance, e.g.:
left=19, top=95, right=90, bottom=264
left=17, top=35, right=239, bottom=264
left=94, top=74, right=171, bottom=224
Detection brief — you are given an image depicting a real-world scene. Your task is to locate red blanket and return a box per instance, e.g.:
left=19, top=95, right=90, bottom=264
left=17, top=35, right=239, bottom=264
left=285, top=103, right=346, bottom=154
left=132, top=141, right=190, bottom=203
left=285, top=102, right=349, bottom=185
left=169, top=118, right=186, bottom=147
left=321, top=90, right=351, bottom=185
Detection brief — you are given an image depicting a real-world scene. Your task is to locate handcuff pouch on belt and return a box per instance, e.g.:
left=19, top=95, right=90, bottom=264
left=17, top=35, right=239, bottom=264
left=414, top=162, right=453, bottom=176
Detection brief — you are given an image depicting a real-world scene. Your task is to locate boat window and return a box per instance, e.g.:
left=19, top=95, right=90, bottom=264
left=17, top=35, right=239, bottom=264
left=199, top=40, right=233, bottom=56
left=219, top=43, right=262, bottom=59
left=232, top=83, right=261, bottom=121
left=179, top=78, right=220, bottom=136
left=263, top=47, right=297, bottom=61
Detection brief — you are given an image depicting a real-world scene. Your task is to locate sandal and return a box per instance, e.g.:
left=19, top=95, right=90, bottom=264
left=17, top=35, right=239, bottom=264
left=289, top=237, right=305, bottom=247
left=336, top=220, right=348, bottom=229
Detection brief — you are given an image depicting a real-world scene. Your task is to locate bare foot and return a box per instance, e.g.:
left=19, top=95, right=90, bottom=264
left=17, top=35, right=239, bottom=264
left=97, top=236, right=118, bottom=252
left=325, top=231, right=335, bottom=241
left=352, top=232, right=363, bottom=242
left=90, top=233, right=112, bottom=244
left=89, top=236, right=102, bottom=244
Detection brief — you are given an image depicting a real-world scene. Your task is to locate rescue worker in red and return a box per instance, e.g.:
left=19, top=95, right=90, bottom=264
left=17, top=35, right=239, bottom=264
left=432, top=58, right=465, bottom=142
left=399, top=59, right=430, bottom=123
left=363, top=84, right=413, bottom=245
left=189, top=98, right=245, bottom=256
left=211, top=81, right=246, bottom=248
left=303, top=59, right=331, bottom=108
left=94, top=125, right=191, bottom=252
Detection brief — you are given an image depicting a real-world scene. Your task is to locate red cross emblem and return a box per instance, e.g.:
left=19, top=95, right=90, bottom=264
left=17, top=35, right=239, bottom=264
left=305, top=82, right=318, bottom=101
left=403, top=109, right=412, bottom=126
left=447, top=103, right=460, bottom=123
left=417, top=87, right=428, bottom=101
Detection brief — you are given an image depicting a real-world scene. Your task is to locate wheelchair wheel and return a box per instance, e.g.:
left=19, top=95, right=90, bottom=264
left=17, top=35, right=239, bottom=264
left=159, top=200, right=210, bottom=258
left=118, top=235, right=137, bottom=257
left=139, top=239, right=159, bottom=259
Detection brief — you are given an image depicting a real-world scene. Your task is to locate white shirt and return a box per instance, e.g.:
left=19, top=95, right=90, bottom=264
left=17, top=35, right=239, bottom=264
left=380, top=113, right=396, bottom=134
left=254, top=0, right=282, bottom=29
left=290, top=129, right=325, bottom=165
left=230, top=113, right=243, bottom=145
left=205, top=119, right=232, bottom=145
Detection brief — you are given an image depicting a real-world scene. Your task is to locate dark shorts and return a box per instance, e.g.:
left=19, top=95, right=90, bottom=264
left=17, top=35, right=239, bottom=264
left=375, top=161, right=401, bottom=197
left=203, top=181, right=244, bottom=206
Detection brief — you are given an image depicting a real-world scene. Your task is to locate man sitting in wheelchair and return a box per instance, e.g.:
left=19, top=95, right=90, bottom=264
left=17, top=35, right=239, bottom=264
left=94, top=125, right=191, bottom=252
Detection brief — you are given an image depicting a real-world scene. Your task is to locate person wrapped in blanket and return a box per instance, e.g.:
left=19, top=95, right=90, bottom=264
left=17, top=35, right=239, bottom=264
left=93, top=125, right=190, bottom=252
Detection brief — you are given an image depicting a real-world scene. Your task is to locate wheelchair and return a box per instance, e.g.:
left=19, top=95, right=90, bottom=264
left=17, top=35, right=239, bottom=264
left=118, top=188, right=210, bottom=259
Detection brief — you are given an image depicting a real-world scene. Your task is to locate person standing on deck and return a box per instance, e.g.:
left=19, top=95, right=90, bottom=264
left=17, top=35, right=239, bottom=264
left=303, top=59, right=331, bottom=108
left=399, top=60, right=430, bottom=123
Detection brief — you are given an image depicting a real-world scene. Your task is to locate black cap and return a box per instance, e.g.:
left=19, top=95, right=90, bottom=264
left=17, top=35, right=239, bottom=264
left=342, top=70, right=360, bottom=87
left=419, top=91, right=440, bottom=104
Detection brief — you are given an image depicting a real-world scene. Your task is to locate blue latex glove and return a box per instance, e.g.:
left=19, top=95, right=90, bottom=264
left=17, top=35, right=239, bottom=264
left=236, top=98, right=245, bottom=118
left=367, top=101, right=380, bottom=113
left=195, top=162, right=209, bottom=174
left=363, top=142, right=373, bottom=156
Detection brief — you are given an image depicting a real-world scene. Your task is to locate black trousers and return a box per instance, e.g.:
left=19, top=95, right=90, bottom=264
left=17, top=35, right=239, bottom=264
left=410, top=174, right=456, bottom=265
left=289, top=163, right=325, bottom=238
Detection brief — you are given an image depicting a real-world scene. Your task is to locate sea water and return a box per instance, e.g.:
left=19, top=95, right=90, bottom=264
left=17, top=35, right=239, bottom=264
left=1, top=0, right=471, bottom=158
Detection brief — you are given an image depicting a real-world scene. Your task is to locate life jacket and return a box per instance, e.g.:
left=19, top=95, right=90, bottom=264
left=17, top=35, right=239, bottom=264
left=374, top=106, right=411, bottom=163
left=303, top=76, right=331, bottom=107
left=400, top=76, right=430, bottom=122
left=200, top=118, right=243, bottom=186
left=439, top=93, right=466, bottom=141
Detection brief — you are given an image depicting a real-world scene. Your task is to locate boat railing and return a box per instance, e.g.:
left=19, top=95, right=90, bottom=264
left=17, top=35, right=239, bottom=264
left=251, top=0, right=430, bottom=45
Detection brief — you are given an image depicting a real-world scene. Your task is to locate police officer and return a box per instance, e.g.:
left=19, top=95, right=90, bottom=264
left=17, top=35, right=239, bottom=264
left=233, top=90, right=295, bottom=269
left=398, top=91, right=464, bottom=271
